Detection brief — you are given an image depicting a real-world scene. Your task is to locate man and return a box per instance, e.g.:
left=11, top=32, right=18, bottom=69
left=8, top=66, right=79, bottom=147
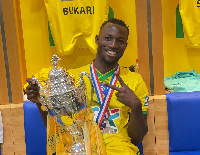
left=26, top=18, right=149, bottom=155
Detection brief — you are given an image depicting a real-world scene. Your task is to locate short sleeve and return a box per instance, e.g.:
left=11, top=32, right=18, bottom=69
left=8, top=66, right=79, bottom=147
left=134, top=74, right=149, bottom=114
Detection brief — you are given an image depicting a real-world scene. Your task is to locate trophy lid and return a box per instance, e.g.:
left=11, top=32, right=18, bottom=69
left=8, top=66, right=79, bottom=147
left=40, top=54, right=74, bottom=96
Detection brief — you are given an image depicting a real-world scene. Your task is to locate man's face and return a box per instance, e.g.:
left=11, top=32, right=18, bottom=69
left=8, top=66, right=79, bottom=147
left=95, top=23, right=128, bottom=65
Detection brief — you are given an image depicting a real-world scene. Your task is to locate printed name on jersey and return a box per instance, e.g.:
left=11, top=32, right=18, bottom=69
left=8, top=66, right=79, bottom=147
left=63, top=6, right=94, bottom=15
left=198, top=0, right=200, bottom=7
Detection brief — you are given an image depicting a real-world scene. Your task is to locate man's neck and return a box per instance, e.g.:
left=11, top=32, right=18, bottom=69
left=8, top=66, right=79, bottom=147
left=93, top=59, right=118, bottom=74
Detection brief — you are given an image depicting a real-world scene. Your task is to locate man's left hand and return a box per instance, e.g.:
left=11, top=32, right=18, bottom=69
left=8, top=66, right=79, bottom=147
left=103, top=72, right=141, bottom=110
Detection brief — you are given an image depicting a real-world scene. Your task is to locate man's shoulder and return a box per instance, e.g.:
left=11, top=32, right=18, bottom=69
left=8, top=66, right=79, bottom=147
left=67, top=64, right=91, bottom=77
left=120, top=65, right=141, bottom=79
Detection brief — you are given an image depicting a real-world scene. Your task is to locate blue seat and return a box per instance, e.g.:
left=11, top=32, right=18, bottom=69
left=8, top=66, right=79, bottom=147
left=166, top=92, right=200, bottom=155
left=170, top=151, right=200, bottom=155
left=23, top=101, right=47, bottom=155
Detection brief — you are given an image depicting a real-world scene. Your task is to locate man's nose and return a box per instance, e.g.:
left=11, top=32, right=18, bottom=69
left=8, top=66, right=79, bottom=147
left=109, top=39, right=118, bottom=48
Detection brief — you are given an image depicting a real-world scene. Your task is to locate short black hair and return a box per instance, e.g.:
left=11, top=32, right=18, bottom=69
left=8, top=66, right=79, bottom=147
left=100, top=18, right=129, bottom=35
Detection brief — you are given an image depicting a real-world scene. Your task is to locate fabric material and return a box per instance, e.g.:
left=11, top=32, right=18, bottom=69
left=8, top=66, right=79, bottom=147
left=44, top=0, right=109, bottom=55
left=170, top=151, right=200, bottom=155
left=164, top=70, right=200, bottom=92
left=90, top=63, right=120, bottom=129
left=176, top=4, right=184, bottom=38
left=166, top=92, right=200, bottom=152
left=23, top=101, right=47, bottom=155
left=179, top=0, right=200, bottom=47
left=47, top=108, right=107, bottom=155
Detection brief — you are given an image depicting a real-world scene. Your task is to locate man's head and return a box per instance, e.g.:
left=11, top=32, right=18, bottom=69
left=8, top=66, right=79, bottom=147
left=100, top=18, right=129, bottom=36
left=95, top=18, right=129, bottom=66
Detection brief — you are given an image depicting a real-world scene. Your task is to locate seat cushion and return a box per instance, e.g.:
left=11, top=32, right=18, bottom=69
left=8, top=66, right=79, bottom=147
left=23, top=101, right=47, bottom=155
left=166, top=92, right=200, bottom=152
left=170, top=151, right=200, bottom=155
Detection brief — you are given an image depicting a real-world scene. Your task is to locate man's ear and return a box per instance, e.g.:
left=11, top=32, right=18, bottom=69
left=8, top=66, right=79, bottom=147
left=95, top=35, right=99, bottom=45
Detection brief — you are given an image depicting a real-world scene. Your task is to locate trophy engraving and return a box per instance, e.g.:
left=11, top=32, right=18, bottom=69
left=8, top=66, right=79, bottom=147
left=33, top=54, right=94, bottom=154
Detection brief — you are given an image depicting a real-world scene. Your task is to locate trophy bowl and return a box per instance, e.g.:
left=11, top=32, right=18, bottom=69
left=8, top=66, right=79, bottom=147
left=33, top=54, right=94, bottom=155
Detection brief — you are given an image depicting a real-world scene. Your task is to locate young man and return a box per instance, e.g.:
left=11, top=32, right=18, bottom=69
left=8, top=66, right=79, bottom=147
left=26, top=18, right=149, bottom=155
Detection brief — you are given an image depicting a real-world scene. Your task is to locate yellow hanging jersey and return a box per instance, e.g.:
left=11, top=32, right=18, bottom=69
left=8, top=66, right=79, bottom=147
left=44, top=0, right=109, bottom=55
left=179, top=0, right=200, bottom=47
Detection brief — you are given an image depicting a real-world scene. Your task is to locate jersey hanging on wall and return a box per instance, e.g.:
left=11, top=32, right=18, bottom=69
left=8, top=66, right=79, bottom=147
left=179, top=0, right=200, bottom=47
left=44, top=0, right=109, bottom=55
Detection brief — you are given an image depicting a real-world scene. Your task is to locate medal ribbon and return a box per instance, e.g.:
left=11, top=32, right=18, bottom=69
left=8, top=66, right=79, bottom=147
left=90, top=62, right=120, bottom=128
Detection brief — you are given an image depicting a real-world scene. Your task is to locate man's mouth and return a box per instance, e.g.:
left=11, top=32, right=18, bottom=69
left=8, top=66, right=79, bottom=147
left=106, top=50, right=117, bottom=56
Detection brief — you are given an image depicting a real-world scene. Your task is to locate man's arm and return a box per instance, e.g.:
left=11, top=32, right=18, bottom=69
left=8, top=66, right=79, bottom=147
left=128, top=106, right=148, bottom=144
left=103, top=72, right=148, bottom=144
left=26, top=78, right=48, bottom=127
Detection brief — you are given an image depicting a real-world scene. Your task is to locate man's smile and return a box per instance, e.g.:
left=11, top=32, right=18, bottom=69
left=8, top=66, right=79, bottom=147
left=106, top=50, right=118, bottom=57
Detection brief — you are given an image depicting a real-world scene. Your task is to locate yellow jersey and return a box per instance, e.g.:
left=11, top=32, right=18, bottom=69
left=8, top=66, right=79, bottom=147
left=44, top=0, right=109, bottom=55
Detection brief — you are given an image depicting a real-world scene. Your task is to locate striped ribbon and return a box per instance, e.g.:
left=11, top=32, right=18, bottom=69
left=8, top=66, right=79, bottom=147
left=90, top=62, right=120, bottom=128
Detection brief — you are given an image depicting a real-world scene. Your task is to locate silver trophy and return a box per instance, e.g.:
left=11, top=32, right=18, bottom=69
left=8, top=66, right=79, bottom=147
left=32, top=54, right=94, bottom=155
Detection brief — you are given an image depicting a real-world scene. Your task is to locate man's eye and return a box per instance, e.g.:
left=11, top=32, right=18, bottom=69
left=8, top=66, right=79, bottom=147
left=119, top=40, right=125, bottom=44
left=105, top=37, right=111, bottom=41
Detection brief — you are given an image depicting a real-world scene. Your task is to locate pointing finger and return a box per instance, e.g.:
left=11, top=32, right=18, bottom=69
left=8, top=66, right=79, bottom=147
left=114, top=72, right=126, bottom=86
left=103, top=82, right=122, bottom=92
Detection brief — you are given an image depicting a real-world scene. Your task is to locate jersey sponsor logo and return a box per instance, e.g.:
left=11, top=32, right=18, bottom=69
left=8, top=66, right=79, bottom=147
left=63, top=6, right=94, bottom=15
left=92, top=106, right=120, bottom=133
left=144, top=95, right=149, bottom=107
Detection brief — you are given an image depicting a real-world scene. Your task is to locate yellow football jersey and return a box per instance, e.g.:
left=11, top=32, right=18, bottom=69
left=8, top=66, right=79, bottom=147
left=179, top=0, right=200, bottom=47
left=66, top=64, right=149, bottom=155
left=44, top=0, right=109, bottom=55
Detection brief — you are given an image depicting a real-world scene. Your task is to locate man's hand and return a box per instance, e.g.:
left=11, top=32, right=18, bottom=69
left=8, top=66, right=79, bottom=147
left=26, top=78, right=47, bottom=127
left=104, top=71, right=147, bottom=144
left=103, top=72, right=141, bottom=110
left=26, top=78, right=40, bottom=104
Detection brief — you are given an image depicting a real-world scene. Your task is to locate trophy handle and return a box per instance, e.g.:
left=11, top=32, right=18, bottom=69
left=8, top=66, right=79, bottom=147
left=79, top=72, right=94, bottom=108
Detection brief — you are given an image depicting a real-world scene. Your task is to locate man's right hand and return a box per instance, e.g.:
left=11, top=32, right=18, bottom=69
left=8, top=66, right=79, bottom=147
left=26, top=78, right=40, bottom=104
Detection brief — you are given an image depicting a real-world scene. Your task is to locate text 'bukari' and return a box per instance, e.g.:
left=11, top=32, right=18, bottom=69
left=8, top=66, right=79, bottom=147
left=63, top=6, right=94, bottom=15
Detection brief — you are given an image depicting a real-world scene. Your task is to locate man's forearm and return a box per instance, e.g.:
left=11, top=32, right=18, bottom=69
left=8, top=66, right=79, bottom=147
left=128, top=105, right=148, bottom=144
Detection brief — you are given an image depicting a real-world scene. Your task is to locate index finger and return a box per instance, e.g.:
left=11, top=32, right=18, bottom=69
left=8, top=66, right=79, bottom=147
left=26, top=78, right=33, bottom=84
left=114, top=71, right=126, bottom=86
left=26, top=78, right=36, bottom=85
left=102, top=82, right=122, bottom=92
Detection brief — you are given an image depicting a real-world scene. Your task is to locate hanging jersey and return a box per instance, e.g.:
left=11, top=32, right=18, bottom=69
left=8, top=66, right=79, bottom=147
left=44, top=0, right=109, bottom=55
left=179, top=0, right=200, bottom=47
